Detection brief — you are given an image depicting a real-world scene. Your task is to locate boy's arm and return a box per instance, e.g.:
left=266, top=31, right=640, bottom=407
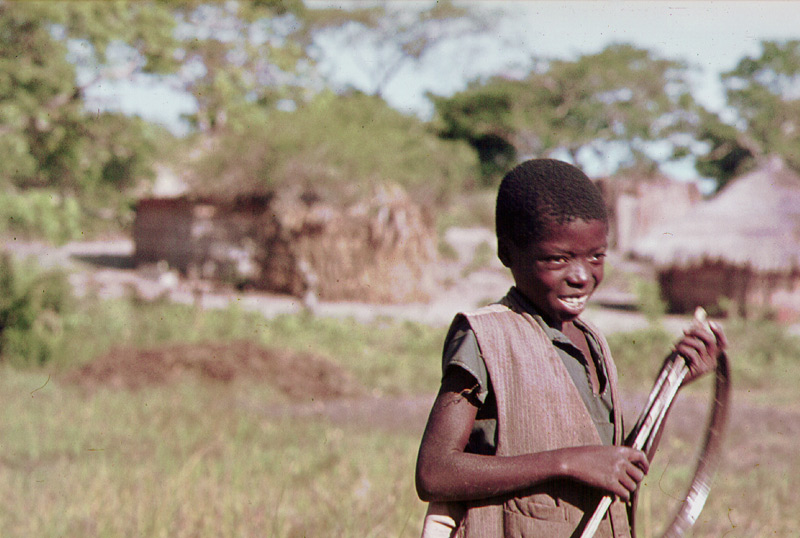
left=415, top=366, right=649, bottom=503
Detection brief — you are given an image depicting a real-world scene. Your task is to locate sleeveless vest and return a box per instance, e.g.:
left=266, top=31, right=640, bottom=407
left=453, top=294, right=632, bottom=538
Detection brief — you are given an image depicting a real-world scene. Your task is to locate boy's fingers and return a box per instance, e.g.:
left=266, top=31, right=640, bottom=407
left=677, top=328, right=720, bottom=368
left=684, top=326, right=715, bottom=348
left=619, top=476, right=637, bottom=495
left=626, top=464, right=645, bottom=484
left=709, top=321, right=728, bottom=350
left=675, top=341, right=702, bottom=364
left=625, top=448, right=649, bottom=473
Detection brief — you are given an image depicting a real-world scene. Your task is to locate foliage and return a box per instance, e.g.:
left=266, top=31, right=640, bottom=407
left=80, top=113, right=174, bottom=196
left=693, top=109, right=758, bottom=190
left=721, top=315, right=800, bottom=401
left=0, top=253, right=77, bottom=367
left=0, top=190, right=83, bottom=244
left=0, top=281, right=445, bottom=394
left=168, top=0, right=310, bottom=132
left=606, top=325, right=675, bottom=389
left=0, top=1, right=317, bottom=204
left=0, top=2, right=178, bottom=200
left=715, top=40, right=800, bottom=173
left=431, top=44, right=705, bottom=184
left=435, top=190, right=496, bottom=232
left=190, top=91, right=480, bottom=204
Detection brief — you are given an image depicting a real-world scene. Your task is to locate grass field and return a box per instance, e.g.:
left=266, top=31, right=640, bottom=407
left=1, top=298, right=799, bottom=537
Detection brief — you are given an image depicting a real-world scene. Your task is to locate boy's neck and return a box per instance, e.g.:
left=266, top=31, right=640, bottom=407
left=511, top=287, right=569, bottom=331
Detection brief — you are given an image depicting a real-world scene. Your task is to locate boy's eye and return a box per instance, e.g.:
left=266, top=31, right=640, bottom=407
left=590, top=252, right=607, bottom=263
left=540, top=255, right=569, bottom=266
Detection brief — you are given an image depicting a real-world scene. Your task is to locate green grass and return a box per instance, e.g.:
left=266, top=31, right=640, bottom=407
left=0, top=368, right=427, bottom=537
left=632, top=407, right=800, bottom=538
left=251, top=314, right=444, bottom=395
left=608, top=317, right=800, bottom=537
left=31, top=297, right=443, bottom=396
left=609, top=315, right=800, bottom=406
left=4, top=293, right=800, bottom=536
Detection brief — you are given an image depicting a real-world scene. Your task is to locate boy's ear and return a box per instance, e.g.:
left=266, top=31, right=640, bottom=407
left=497, top=238, right=513, bottom=268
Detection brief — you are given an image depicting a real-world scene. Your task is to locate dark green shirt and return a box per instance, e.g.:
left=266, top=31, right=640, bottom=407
left=443, top=287, right=615, bottom=454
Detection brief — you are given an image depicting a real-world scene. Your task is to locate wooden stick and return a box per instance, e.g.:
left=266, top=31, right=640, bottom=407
left=580, top=360, right=687, bottom=538
left=579, top=308, right=708, bottom=538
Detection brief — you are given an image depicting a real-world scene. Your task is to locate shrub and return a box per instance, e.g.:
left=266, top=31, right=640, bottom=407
left=0, top=190, right=83, bottom=244
left=0, top=253, right=76, bottom=366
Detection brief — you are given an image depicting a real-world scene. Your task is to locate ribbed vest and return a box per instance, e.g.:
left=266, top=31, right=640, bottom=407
left=453, top=295, right=632, bottom=538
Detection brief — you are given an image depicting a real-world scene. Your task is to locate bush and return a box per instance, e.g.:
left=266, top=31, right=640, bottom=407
left=190, top=92, right=480, bottom=206
left=0, top=253, right=77, bottom=366
left=0, top=190, right=83, bottom=244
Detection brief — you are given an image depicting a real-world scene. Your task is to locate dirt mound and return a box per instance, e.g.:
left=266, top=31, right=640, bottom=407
left=62, top=340, right=364, bottom=400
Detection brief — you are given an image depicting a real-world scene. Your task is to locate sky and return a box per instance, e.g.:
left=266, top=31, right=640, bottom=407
left=350, top=1, right=800, bottom=117
left=89, top=1, right=800, bottom=177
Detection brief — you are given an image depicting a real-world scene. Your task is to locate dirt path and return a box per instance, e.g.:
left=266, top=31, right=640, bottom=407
left=3, top=230, right=694, bottom=334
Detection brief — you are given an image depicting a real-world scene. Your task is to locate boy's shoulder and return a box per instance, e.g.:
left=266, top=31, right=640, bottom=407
left=458, top=290, right=534, bottom=323
left=460, top=302, right=510, bottom=318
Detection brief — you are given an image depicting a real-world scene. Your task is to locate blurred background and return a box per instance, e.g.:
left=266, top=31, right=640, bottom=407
left=2, top=1, right=799, bottom=536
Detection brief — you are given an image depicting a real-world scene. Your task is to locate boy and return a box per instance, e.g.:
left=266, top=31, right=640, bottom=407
left=415, top=159, right=725, bottom=537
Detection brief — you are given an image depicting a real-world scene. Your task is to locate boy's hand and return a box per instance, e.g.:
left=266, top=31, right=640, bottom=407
left=674, top=310, right=727, bottom=385
left=560, top=446, right=649, bottom=501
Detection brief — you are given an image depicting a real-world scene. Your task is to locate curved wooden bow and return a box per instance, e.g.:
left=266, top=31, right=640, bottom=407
left=581, top=308, right=732, bottom=538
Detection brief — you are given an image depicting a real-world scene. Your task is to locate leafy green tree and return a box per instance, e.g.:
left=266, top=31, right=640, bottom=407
left=167, top=0, right=311, bottom=132
left=432, top=44, right=705, bottom=184
left=0, top=2, right=178, bottom=195
left=693, top=109, right=758, bottom=189
left=190, top=90, right=479, bottom=204
left=704, top=40, right=800, bottom=179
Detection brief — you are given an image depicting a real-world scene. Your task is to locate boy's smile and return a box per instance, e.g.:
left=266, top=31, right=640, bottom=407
left=505, top=218, right=607, bottom=329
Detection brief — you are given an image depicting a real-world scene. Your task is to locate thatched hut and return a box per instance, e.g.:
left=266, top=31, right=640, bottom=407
left=133, top=185, right=439, bottom=304
left=631, top=156, right=800, bottom=319
left=596, top=175, right=701, bottom=254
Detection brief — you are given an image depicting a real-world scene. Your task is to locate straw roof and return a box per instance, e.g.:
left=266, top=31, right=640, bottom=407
left=631, top=155, right=800, bottom=272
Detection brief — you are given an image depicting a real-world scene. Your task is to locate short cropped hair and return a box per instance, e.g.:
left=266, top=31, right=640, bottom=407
left=496, top=158, right=608, bottom=250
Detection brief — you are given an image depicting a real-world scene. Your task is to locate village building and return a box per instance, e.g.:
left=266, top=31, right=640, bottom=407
left=596, top=174, right=702, bottom=255
left=133, top=185, right=440, bottom=304
left=631, top=156, right=800, bottom=320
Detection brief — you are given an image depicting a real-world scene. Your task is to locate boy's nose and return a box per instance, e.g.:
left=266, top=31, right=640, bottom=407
left=566, top=260, right=591, bottom=286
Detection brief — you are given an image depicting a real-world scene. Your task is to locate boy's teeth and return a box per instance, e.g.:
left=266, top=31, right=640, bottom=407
left=560, top=296, right=586, bottom=307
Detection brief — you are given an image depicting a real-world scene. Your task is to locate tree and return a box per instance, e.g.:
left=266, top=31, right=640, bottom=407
left=703, top=40, right=800, bottom=179
left=693, top=110, right=758, bottom=189
left=167, top=0, right=312, bottom=132
left=0, top=2, right=179, bottom=194
left=189, top=90, right=479, bottom=205
left=305, top=1, right=492, bottom=102
left=431, top=44, right=706, bottom=184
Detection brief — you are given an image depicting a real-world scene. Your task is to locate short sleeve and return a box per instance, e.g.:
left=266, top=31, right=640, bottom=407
left=442, top=317, right=490, bottom=404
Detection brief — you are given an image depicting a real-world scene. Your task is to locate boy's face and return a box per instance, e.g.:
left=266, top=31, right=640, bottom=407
left=506, top=218, right=607, bottom=328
